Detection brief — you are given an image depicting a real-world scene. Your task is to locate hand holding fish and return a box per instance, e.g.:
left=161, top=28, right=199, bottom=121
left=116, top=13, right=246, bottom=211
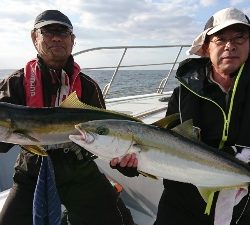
left=110, top=153, right=139, bottom=177
left=110, top=153, right=138, bottom=167
left=236, top=148, right=250, bottom=163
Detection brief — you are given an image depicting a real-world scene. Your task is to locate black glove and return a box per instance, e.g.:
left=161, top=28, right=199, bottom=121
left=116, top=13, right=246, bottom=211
left=110, top=163, right=139, bottom=177
left=222, top=146, right=238, bottom=156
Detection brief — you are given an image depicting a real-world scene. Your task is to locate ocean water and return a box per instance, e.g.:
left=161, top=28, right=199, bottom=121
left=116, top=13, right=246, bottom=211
left=0, top=69, right=178, bottom=99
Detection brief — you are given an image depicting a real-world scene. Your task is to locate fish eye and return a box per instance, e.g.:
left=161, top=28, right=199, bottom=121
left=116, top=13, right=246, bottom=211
left=96, top=126, right=109, bottom=135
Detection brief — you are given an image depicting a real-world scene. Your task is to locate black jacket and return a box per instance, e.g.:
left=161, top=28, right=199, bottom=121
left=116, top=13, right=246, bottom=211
left=167, top=57, right=250, bottom=149
left=158, top=57, right=250, bottom=225
left=0, top=56, right=105, bottom=178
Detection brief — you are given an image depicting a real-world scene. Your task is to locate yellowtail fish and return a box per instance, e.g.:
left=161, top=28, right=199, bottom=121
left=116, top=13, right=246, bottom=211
left=69, top=119, right=250, bottom=188
left=0, top=92, right=140, bottom=156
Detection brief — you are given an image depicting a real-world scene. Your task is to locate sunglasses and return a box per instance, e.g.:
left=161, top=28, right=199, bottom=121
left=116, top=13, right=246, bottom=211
left=38, top=28, right=72, bottom=38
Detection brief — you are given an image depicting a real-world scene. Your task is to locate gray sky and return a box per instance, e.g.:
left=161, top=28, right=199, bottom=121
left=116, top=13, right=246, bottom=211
left=0, top=0, right=249, bottom=69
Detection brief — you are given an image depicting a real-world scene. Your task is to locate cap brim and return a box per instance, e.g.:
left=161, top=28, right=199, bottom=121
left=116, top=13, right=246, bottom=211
left=186, top=21, right=250, bottom=56
left=34, top=20, right=73, bottom=30
left=207, top=20, right=250, bottom=35
left=186, top=28, right=210, bottom=56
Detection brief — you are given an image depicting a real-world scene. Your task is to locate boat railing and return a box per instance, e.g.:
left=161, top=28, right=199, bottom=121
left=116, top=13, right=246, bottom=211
left=73, top=45, right=191, bottom=99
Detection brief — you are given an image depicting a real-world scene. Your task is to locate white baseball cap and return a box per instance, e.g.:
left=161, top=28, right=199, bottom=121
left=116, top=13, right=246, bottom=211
left=187, top=8, right=250, bottom=56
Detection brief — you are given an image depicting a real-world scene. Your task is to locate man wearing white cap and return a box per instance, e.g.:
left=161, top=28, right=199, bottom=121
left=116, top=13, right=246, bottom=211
left=111, top=7, right=250, bottom=225
left=155, top=7, right=250, bottom=225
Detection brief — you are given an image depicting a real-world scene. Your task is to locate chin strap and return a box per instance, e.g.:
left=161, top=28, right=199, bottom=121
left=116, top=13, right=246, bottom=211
left=204, top=192, right=215, bottom=215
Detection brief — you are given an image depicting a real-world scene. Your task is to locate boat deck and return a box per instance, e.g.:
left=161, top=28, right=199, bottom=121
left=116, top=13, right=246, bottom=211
left=106, top=92, right=171, bottom=123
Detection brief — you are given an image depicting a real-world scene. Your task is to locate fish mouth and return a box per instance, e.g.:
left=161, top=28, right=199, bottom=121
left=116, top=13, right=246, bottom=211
left=74, top=124, right=95, bottom=144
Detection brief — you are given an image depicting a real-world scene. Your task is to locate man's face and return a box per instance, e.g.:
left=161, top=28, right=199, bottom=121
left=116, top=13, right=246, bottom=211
left=32, top=24, right=75, bottom=67
left=205, top=25, right=250, bottom=75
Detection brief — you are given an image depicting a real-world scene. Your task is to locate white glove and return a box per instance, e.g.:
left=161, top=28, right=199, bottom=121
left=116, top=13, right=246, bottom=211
left=235, top=148, right=250, bottom=163
left=214, top=147, right=250, bottom=225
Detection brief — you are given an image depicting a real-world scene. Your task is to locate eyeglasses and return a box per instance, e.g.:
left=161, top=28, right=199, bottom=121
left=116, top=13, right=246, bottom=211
left=38, top=29, right=72, bottom=38
left=210, top=34, right=249, bottom=46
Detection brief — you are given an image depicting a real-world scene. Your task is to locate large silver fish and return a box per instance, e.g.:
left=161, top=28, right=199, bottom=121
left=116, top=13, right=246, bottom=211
left=69, top=119, right=250, bottom=188
left=0, top=93, right=139, bottom=155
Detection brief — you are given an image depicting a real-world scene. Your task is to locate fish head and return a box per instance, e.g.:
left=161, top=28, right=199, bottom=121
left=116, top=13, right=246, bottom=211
left=69, top=120, right=136, bottom=161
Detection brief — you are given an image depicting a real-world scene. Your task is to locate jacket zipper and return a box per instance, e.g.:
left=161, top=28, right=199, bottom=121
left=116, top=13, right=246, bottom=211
left=177, top=63, right=244, bottom=149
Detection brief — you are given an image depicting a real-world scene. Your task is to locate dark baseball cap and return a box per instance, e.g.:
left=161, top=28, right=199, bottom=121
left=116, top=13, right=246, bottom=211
left=34, top=10, right=73, bottom=30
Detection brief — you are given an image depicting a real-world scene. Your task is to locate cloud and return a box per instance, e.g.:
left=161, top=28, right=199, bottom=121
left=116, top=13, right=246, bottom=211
left=0, top=0, right=247, bottom=69
left=230, top=0, right=245, bottom=6
left=0, top=1, right=200, bottom=52
left=73, top=0, right=200, bottom=45
left=200, top=0, right=217, bottom=6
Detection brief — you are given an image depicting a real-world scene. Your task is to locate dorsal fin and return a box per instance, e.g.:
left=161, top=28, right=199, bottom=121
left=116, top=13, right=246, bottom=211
left=151, top=113, right=180, bottom=128
left=152, top=114, right=198, bottom=141
left=60, top=92, right=94, bottom=109
left=60, top=91, right=141, bottom=122
left=172, top=119, right=198, bottom=141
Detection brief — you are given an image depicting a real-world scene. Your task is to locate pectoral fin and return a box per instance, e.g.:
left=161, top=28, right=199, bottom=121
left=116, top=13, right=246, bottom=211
left=13, top=130, right=40, bottom=142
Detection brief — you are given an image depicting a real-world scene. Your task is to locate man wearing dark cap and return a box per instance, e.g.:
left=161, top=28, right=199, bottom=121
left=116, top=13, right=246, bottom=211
left=0, top=10, right=134, bottom=225
left=111, top=7, right=250, bottom=225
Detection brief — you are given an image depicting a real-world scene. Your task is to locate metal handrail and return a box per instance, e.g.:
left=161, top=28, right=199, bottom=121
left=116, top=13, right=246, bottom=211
left=73, top=45, right=190, bottom=56
left=81, top=62, right=181, bottom=70
left=156, top=46, right=185, bottom=93
left=102, top=48, right=127, bottom=98
left=73, top=44, right=191, bottom=98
